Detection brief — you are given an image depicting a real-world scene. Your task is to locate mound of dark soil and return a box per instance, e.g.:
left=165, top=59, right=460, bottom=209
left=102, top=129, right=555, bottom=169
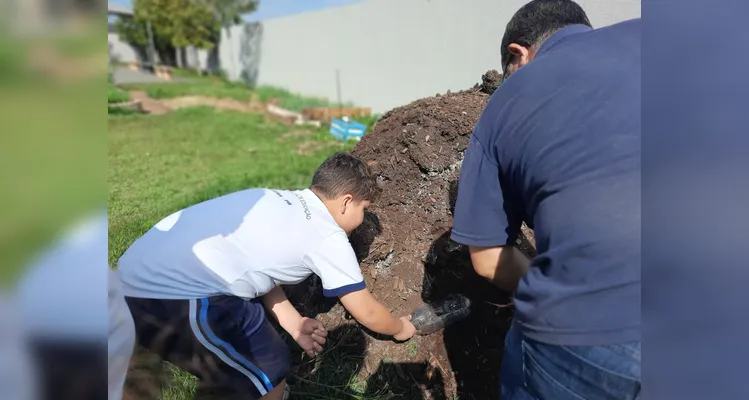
left=287, top=70, right=535, bottom=400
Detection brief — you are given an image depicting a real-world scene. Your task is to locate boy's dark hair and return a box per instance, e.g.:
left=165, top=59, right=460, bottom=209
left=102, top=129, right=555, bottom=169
left=311, top=152, right=381, bottom=201
left=500, top=0, right=591, bottom=73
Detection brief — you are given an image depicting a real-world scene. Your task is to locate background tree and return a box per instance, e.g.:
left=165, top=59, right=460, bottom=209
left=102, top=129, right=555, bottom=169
left=115, top=0, right=259, bottom=73
left=210, top=0, right=259, bottom=28
left=113, top=15, right=177, bottom=66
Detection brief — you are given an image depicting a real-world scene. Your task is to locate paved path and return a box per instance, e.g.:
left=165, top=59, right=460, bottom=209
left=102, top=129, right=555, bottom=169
left=126, top=92, right=268, bottom=116
left=128, top=91, right=171, bottom=115
left=112, top=67, right=191, bottom=85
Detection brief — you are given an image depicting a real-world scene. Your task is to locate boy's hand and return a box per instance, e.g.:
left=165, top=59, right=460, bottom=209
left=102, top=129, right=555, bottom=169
left=291, top=317, right=327, bottom=358
left=394, top=315, right=417, bottom=341
left=261, top=287, right=327, bottom=357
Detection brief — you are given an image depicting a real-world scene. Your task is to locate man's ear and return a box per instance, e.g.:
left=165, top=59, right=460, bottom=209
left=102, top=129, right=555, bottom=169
left=508, top=43, right=531, bottom=66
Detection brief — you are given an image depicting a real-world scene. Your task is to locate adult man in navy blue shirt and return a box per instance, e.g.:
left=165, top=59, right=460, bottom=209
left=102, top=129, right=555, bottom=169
left=451, top=1, right=641, bottom=399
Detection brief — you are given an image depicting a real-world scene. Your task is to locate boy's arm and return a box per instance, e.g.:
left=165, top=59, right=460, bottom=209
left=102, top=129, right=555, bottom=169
left=260, top=286, right=304, bottom=333
left=339, top=288, right=416, bottom=341
left=261, top=286, right=327, bottom=357
left=304, top=232, right=415, bottom=341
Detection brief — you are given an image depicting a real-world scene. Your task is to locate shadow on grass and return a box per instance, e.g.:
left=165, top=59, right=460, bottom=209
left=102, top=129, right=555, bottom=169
left=124, top=346, right=194, bottom=399
left=124, top=309, right=445, bottom=400
left=287, top=324, right=366, bottom=399
left=363, top=361, right=446, bottom=400
left=287, top=324, right=445, bottom=400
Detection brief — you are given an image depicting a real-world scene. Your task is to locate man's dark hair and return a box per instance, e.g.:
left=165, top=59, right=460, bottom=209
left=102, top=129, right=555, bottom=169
left=500, top=0, right=592, bottom=73
left=311, top=152, right=381, bottom=201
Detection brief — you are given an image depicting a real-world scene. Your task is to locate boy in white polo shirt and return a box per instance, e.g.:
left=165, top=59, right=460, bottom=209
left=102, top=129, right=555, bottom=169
left=117, top=152, right=416, bottom=400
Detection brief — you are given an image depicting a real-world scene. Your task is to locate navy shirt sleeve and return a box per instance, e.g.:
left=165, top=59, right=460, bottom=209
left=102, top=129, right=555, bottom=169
left=451, top=125, right=522, bottom=247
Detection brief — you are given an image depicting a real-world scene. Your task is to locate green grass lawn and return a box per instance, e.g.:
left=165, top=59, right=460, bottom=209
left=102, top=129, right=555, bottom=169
left=108, top=83, right=130, bottom=104
left=120, top=77, right=255, bottom=103
left=119, top=70, right=348, bottom=112
left=254, top=85, right=346, bottom=112
left=0, top=26, right=107, bottom=283
left=1, top=76, right=105, bottom=285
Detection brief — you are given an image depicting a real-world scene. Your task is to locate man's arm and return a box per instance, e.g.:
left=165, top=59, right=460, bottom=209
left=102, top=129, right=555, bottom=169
left=450, top=121, right=528, bottom=292
left=339, top=288, right=415, bottom=341
left=469, top=245, right=530, bottom=292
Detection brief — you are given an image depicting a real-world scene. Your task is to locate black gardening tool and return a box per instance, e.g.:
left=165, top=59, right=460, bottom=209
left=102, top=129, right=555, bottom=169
left=410, top=294, right=472, bottom=335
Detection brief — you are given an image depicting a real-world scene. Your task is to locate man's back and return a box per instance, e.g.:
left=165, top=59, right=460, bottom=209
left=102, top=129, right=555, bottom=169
left=454, top=19, right=641, bottom=346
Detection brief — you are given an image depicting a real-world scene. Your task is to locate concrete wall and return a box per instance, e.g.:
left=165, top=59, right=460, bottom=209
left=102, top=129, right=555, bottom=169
left=194, top=0, right=641, bottom=113
left=182, top=22, right=263, bottom=86
left=108, top=32, right=141, bottom=64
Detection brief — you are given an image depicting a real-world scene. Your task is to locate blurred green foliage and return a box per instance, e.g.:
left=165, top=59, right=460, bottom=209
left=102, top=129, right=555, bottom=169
left=0, top=18, right=106, bottom=284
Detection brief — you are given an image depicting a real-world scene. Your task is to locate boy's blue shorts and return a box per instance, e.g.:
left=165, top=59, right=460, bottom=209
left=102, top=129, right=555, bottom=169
left=125, top=294, right=291, bottom=399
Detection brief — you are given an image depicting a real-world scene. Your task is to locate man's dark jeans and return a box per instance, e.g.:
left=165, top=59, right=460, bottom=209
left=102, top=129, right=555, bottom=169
left=501, top=320, right=641, bottom=400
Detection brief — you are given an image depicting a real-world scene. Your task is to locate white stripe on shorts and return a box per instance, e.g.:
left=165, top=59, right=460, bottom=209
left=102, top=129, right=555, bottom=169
left=187, top=299, right=268, bottom=396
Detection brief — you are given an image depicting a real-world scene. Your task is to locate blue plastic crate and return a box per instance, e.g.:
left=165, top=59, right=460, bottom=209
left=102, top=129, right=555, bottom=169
left=330, top=118, right=367, bottom=141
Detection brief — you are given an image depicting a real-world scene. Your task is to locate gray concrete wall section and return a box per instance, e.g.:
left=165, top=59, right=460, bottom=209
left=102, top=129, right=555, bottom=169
left=253, top=0, right=641, bottom=113
left=179, top=0, right=640, bottom=113
left=108, top=32, right=140, bottom=64
left=216, top=22, right=264, bottom=85
left=182, top=22, right=262, bottom=86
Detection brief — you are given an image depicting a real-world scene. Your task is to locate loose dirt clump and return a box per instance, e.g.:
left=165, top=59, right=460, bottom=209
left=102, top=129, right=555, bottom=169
left=478, top=69, right=503, bottom=95
left=286, top=70, right=536, bottom=399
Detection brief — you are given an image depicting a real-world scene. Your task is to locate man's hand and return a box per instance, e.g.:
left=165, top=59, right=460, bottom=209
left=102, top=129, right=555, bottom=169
left=394, top=315, right=417, bottom=342
left=291, top=317, right=327, bottom=358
